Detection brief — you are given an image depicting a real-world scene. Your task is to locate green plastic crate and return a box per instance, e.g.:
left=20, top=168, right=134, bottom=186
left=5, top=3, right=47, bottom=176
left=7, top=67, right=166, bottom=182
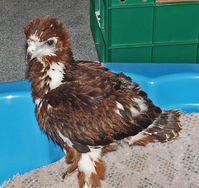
left=90, top=0, right=199, bottom=63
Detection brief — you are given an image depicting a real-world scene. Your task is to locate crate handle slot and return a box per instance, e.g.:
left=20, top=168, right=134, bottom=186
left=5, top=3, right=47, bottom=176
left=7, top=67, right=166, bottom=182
left=95, top=0, right=104, bottom=28
left=120, top=0, right=126, bottom=2
left=95, top=10, right=100, bottom=27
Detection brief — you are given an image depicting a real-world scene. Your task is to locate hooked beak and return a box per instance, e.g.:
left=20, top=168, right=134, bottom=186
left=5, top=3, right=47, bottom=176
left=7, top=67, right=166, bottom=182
left=25, top=52, right=32, bottom=64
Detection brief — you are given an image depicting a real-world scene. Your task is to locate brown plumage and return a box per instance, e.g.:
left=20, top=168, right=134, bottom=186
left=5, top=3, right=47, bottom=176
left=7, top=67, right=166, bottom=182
left=24, top=16, right=182, bottom=188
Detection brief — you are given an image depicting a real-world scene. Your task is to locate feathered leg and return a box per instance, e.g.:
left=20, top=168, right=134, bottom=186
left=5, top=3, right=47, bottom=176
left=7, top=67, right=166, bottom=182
left=127, top=110, right=183, bottom=146
left=77, top=148, right=105, bottom=188
left=62, top=144, right=81, bottom=179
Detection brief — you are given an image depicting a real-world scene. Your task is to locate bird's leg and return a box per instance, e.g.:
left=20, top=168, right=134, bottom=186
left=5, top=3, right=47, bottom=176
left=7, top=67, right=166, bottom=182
left=77, top=148, right=105, bottom=188
left=64, top=143, right=75, bottom=164
left=62, top=144, right=82, bottom=179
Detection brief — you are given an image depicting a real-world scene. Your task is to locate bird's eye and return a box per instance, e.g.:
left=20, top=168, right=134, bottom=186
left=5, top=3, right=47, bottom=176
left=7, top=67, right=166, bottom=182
left=47, top=40, right=54, bottom=46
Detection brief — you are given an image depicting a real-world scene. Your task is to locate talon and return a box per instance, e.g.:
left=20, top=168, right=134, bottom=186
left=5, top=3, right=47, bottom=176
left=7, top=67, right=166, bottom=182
left=62, top=171, right=69, bottom=179
left=62, top=168, right=78, bottom=179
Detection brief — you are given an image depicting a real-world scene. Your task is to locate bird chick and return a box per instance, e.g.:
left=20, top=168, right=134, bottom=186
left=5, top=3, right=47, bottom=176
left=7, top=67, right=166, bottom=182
left=24, top=16, right=182, bottom=188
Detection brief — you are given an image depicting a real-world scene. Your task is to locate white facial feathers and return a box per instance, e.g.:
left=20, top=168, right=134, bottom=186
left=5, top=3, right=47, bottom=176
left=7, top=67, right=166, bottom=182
left=27, top=33, right=58, bottom=60
left=27, top=34, right=64, bottom=90
left=29, top=33, right=40, bottom=42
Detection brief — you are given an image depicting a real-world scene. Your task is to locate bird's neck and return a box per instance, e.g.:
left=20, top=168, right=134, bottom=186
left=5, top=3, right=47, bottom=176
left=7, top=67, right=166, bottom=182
left=29, top=57, right=72, bottom=101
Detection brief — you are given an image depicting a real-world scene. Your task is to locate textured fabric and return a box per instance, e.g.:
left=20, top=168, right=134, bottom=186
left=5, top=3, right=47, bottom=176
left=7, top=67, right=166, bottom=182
left=2, top=113, right=199, bottom=188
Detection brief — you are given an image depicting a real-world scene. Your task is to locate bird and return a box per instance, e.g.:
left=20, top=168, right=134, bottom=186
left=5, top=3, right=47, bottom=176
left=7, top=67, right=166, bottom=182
left=24, top=16, right=182, bottom=188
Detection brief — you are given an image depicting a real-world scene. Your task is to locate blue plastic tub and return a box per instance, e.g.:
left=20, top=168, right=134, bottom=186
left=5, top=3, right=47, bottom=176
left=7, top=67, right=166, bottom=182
left=0, top=80, right=64, bottom=185
left=0, top=63, right=199, bottom=185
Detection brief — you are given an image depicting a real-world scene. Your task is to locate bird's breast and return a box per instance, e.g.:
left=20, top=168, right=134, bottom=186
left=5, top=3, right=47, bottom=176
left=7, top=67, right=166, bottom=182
left=46, top=62, right=65, bottom=90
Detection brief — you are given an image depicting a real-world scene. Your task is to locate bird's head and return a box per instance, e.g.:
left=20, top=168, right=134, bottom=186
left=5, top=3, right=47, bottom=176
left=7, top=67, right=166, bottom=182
left=24, top=16, right=73, bottom=65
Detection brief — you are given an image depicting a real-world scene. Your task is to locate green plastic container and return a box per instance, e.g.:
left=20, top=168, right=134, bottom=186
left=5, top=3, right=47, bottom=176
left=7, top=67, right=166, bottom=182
left=90, top=0, right=199, bottom=63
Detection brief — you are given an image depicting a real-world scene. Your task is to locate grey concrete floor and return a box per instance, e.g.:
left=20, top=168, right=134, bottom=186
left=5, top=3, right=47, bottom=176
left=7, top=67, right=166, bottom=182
left=0, top=0, right=98, bottom=83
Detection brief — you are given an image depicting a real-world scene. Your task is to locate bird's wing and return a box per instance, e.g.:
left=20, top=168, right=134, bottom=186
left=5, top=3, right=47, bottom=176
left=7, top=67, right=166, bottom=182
left=43, top=63, right=162, bottom=152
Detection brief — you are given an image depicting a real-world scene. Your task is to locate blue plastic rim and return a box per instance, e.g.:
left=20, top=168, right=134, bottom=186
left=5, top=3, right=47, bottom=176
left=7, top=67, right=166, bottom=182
left=0, top=63, right=199, bottom=185
left=0, top=80, right=65, bottom=185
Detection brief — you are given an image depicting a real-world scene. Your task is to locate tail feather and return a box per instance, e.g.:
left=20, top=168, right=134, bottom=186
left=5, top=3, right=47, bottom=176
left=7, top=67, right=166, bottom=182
left=128, top=110, right=183, bottom=146
left=146, top=110, right=182, bottom=142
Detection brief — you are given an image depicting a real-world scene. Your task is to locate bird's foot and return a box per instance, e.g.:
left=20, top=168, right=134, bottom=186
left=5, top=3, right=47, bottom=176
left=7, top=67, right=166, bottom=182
left=62, top=168, right=78, bottom=179
left=62, top=171, right=69, bottom=179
